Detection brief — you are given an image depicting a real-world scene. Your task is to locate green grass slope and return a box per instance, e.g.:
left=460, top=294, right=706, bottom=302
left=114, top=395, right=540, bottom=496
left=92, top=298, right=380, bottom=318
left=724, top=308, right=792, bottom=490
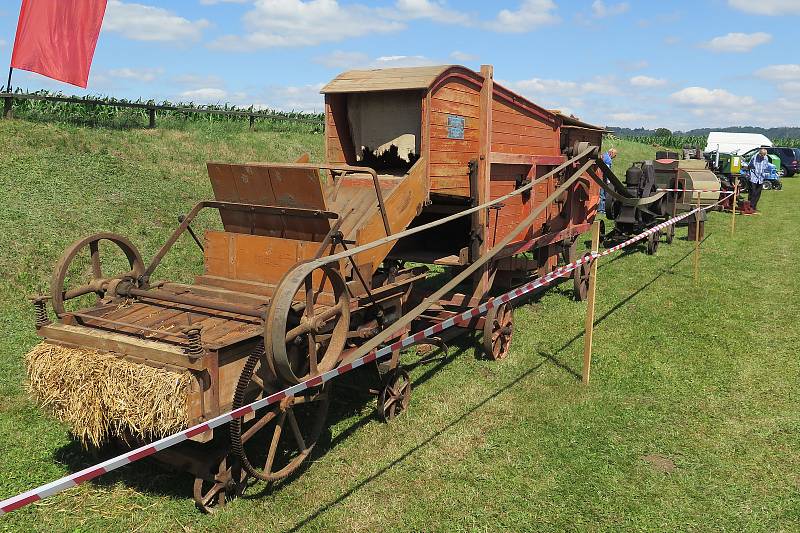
left=0, top=120, right=798, bottom=532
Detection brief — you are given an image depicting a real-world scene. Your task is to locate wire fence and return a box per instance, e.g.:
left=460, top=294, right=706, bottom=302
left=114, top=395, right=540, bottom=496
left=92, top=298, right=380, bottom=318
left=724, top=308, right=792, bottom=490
left=0, top=89, right=325, bottom=133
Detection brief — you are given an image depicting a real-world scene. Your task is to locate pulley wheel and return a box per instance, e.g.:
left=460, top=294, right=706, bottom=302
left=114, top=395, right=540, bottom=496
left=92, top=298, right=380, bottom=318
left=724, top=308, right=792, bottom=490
left=266, top=262, right=350, bottom=384
left=646, top=230, right=661, bottom=255
left=665, top=224, right=675, bottom=244
left=51, top=232, right=145, bottom=317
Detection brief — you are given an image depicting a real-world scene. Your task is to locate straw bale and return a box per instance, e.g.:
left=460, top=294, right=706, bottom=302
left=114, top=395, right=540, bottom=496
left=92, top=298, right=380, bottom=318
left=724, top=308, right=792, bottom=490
left=25, top=342, right=191, bottom=448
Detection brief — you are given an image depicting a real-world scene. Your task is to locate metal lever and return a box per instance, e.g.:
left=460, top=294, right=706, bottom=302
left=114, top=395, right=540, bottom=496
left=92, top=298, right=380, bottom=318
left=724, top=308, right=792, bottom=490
left=178, top=214, right=204, bottom=252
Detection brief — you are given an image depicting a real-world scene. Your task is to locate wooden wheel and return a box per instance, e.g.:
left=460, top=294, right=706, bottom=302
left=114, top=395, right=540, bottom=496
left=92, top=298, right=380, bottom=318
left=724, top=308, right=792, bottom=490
left=192, top=458, right=244, bottom=514
left=574, top=253, right=592, bottom=301
left=483, top=302, right=514, bottom=360
left=51, top=232, right=145, bottom=317
left=266, top=262, right=350, bottom=384
left=230, top=345, right=329, bottom=482
left=646, top=230, right=661, bottom=255
left=377, top=368, right=411, bottom=422
left=665, top=224, right=675, bottom=244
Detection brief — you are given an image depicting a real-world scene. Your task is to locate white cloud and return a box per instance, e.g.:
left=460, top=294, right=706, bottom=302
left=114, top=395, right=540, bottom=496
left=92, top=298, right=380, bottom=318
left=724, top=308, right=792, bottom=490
left=313, top=51, right=436, bottom=70
left=104, top=1, right=210, bottom=42
left=669, top=87, right=755, bottom=108
left=728, top=0, right=800, bottom=15
left=450, top=50, right=478, bottom=62
left=180, top=88, right=229, bottom=101
left=314, top=51, right=371, bottom=69
left=108, top=67, right=163, bottom=82
left=200, top=0, right=247, bottom=4
left=702, top=32, right=772, bottom=53
left=0, top=39, right=6, bottom=48
left=389, top=0, right=472, bottom=25
left=630, top=75, right=667, bottom=88
left=209, top=0, right=404, bottom=50
left=508, top=75, right=620, bottom=100
left=608, top=112, right=656, bottom=123
left=621, top=59, right=649, bottom=71
left=592, top=1, right=629, bottom=18
left=755, top=64, right=800, bottom=81
left=486, top=0, right=559, bottom=33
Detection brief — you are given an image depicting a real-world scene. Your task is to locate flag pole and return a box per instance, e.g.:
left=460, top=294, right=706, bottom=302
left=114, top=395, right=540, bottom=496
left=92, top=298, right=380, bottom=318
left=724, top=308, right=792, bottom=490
left=5, top=67, right=12, bottom=92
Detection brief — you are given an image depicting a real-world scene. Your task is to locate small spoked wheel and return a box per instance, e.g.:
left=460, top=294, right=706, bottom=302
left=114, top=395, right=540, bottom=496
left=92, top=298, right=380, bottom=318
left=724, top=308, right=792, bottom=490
left=483, top=302, right=514, bottom=360
left=192, top=459, right=245, bottom=514
left=230, top=345, right=329, bottom=482
left=574, top=254, right=592, bottom=301
left=266, top=262, right=350, bottom=384
left=377, top=368, right=411, bottom=422
left=665, top=224, right=675, bottom=244
left=51, top=232, right=145, bottom=317
left=646, top=230, right=661, bottom=255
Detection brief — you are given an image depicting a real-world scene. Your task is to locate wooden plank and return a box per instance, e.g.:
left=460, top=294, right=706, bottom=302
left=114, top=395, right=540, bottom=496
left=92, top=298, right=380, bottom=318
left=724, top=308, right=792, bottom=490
left=430, top=163, right=470, bottom=177
left=207, top=163, right=250, bottom=233
left=493, top=120, right=556, bottom=139
left=491, top=107, right=556, bottom=129
left=429, top=138, right=480, bottom=153
left=490, top=143, right=558, bottom=156
left=472, top=64, right=493, bottom=298
left=39, top=323, right=204, bottom=370
left=490, top=153, right=565, bottom=166
left=430, top=151, right=474, bottom=165
left=492, top=131, right=557, bottom=148
left=430, top=98, right=480, bottom=118
left=432, top=85, right=480, bottom=106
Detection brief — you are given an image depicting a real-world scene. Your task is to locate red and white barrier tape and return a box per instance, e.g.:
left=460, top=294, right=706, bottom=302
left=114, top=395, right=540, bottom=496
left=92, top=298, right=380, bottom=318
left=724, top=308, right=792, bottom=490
left=0, top=193, right=733, bottom=516
left=656, top=188, right=723, bottom=193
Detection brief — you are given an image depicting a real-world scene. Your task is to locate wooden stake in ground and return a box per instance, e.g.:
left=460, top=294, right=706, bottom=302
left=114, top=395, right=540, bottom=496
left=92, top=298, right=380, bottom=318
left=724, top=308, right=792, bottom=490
left=582, top=220, right=601, bottom=385
left=731, top=181, right=738, bottom=236
left=694, top=192, right=701, bottom=283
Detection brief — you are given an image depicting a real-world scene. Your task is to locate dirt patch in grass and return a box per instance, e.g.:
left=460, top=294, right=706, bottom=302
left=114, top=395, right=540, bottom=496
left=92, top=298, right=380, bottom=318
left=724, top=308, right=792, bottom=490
left=642, top=453, right=676, bottom=473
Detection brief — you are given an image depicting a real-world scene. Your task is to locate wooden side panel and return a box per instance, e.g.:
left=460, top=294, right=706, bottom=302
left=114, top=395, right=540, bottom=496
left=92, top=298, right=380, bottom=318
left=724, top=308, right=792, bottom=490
left=490, top=95, right=559, bottom=156
left=428, top=79, right=481, bottom=198
left=487, top=164, right=532, bottom=247
left=204, top=231, right=301, bottom=285
left=325, top=93, right=355, bottom=165
left=354, top=158, right=428, bottom=272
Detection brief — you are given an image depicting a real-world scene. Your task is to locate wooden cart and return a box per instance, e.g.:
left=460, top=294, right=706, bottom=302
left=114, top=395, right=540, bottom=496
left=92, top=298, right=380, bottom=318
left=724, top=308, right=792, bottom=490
left=30, top=64, right=604, bottom=512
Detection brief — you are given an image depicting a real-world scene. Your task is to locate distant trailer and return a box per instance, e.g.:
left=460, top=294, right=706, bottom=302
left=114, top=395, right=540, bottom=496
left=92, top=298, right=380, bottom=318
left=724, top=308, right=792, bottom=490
left=704, top=131, right=772, bottom=154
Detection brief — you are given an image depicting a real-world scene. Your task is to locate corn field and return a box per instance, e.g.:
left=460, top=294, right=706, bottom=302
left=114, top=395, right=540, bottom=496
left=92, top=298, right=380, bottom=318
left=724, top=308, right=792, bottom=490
left=622, top=134, right=800, bottom=150
left=1, top=89, right=325, bottom=133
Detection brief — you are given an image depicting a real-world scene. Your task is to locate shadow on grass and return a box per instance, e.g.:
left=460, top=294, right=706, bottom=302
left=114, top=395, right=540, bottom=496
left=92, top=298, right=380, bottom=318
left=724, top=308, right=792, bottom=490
left=283, top=357, right=549, bottom=533
left=49, top=335, right=475, bottom=510
left=537, top=237, right=707, bottom=382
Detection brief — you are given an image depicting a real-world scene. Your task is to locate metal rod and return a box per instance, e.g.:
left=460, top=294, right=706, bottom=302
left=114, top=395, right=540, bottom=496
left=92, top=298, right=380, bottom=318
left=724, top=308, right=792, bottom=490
left=5, top=67, right=12, bottom=92
left=341, top=157, right=597, bottom=366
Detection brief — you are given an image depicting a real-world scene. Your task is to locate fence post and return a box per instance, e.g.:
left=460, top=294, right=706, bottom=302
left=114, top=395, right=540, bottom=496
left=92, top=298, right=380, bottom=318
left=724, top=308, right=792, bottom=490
left=2, top=95, right=12, bottom=119
left=694, top=192, right=701, bottom=283
left=249, top=114, right=255, bottom=131
left=148, top=107, right=156, bottom=129
left=582, top=220, right=601, bottom=386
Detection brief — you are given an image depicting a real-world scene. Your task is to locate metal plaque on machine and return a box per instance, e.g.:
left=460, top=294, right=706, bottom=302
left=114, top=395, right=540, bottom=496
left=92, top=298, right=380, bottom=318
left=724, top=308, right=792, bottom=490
left=447, top=114, right=465, bottom=139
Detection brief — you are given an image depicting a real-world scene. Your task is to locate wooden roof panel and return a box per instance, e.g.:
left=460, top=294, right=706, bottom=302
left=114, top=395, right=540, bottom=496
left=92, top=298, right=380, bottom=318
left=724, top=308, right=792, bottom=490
left=321, top=65, right=454, bottom=93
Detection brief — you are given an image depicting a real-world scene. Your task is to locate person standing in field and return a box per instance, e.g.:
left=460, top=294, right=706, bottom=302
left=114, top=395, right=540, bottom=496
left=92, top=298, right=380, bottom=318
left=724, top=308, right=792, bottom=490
left=599, top=148, right=617, bottom=214
left=745, top=146, right=773, bottom=213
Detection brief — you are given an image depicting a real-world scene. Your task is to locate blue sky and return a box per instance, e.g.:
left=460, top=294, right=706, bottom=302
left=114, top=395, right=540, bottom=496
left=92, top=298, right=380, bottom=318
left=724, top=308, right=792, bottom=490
left=1, top=0, right=799, bottom=130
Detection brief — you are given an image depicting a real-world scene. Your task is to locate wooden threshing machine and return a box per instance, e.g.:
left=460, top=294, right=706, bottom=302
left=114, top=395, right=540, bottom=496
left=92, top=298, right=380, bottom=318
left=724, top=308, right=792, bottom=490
left=27, top=65, right=605, bottom=511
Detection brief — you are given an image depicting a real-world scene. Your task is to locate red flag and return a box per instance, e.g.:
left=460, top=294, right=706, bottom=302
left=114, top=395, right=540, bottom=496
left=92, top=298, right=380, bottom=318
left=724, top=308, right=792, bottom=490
left=11, top=0, right=108, bottom=88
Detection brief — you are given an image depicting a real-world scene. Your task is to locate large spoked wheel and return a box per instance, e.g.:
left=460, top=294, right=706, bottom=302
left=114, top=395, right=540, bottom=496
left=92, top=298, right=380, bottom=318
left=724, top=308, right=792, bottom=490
left=483, top=302, right=514, bottom=360
left=574, top=253, right=592, bottom=301
left=51, top=232, right=145, bottom=317
left=377, top=368, right=411, bottom=422
left=230, top=345, right=329, bottom=482
left=266, top=262, right=350, bottom=384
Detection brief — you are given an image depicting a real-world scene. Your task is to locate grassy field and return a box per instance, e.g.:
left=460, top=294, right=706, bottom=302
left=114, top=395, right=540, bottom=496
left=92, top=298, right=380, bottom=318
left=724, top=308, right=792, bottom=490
left=1, top=119, right=798, bottom=532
